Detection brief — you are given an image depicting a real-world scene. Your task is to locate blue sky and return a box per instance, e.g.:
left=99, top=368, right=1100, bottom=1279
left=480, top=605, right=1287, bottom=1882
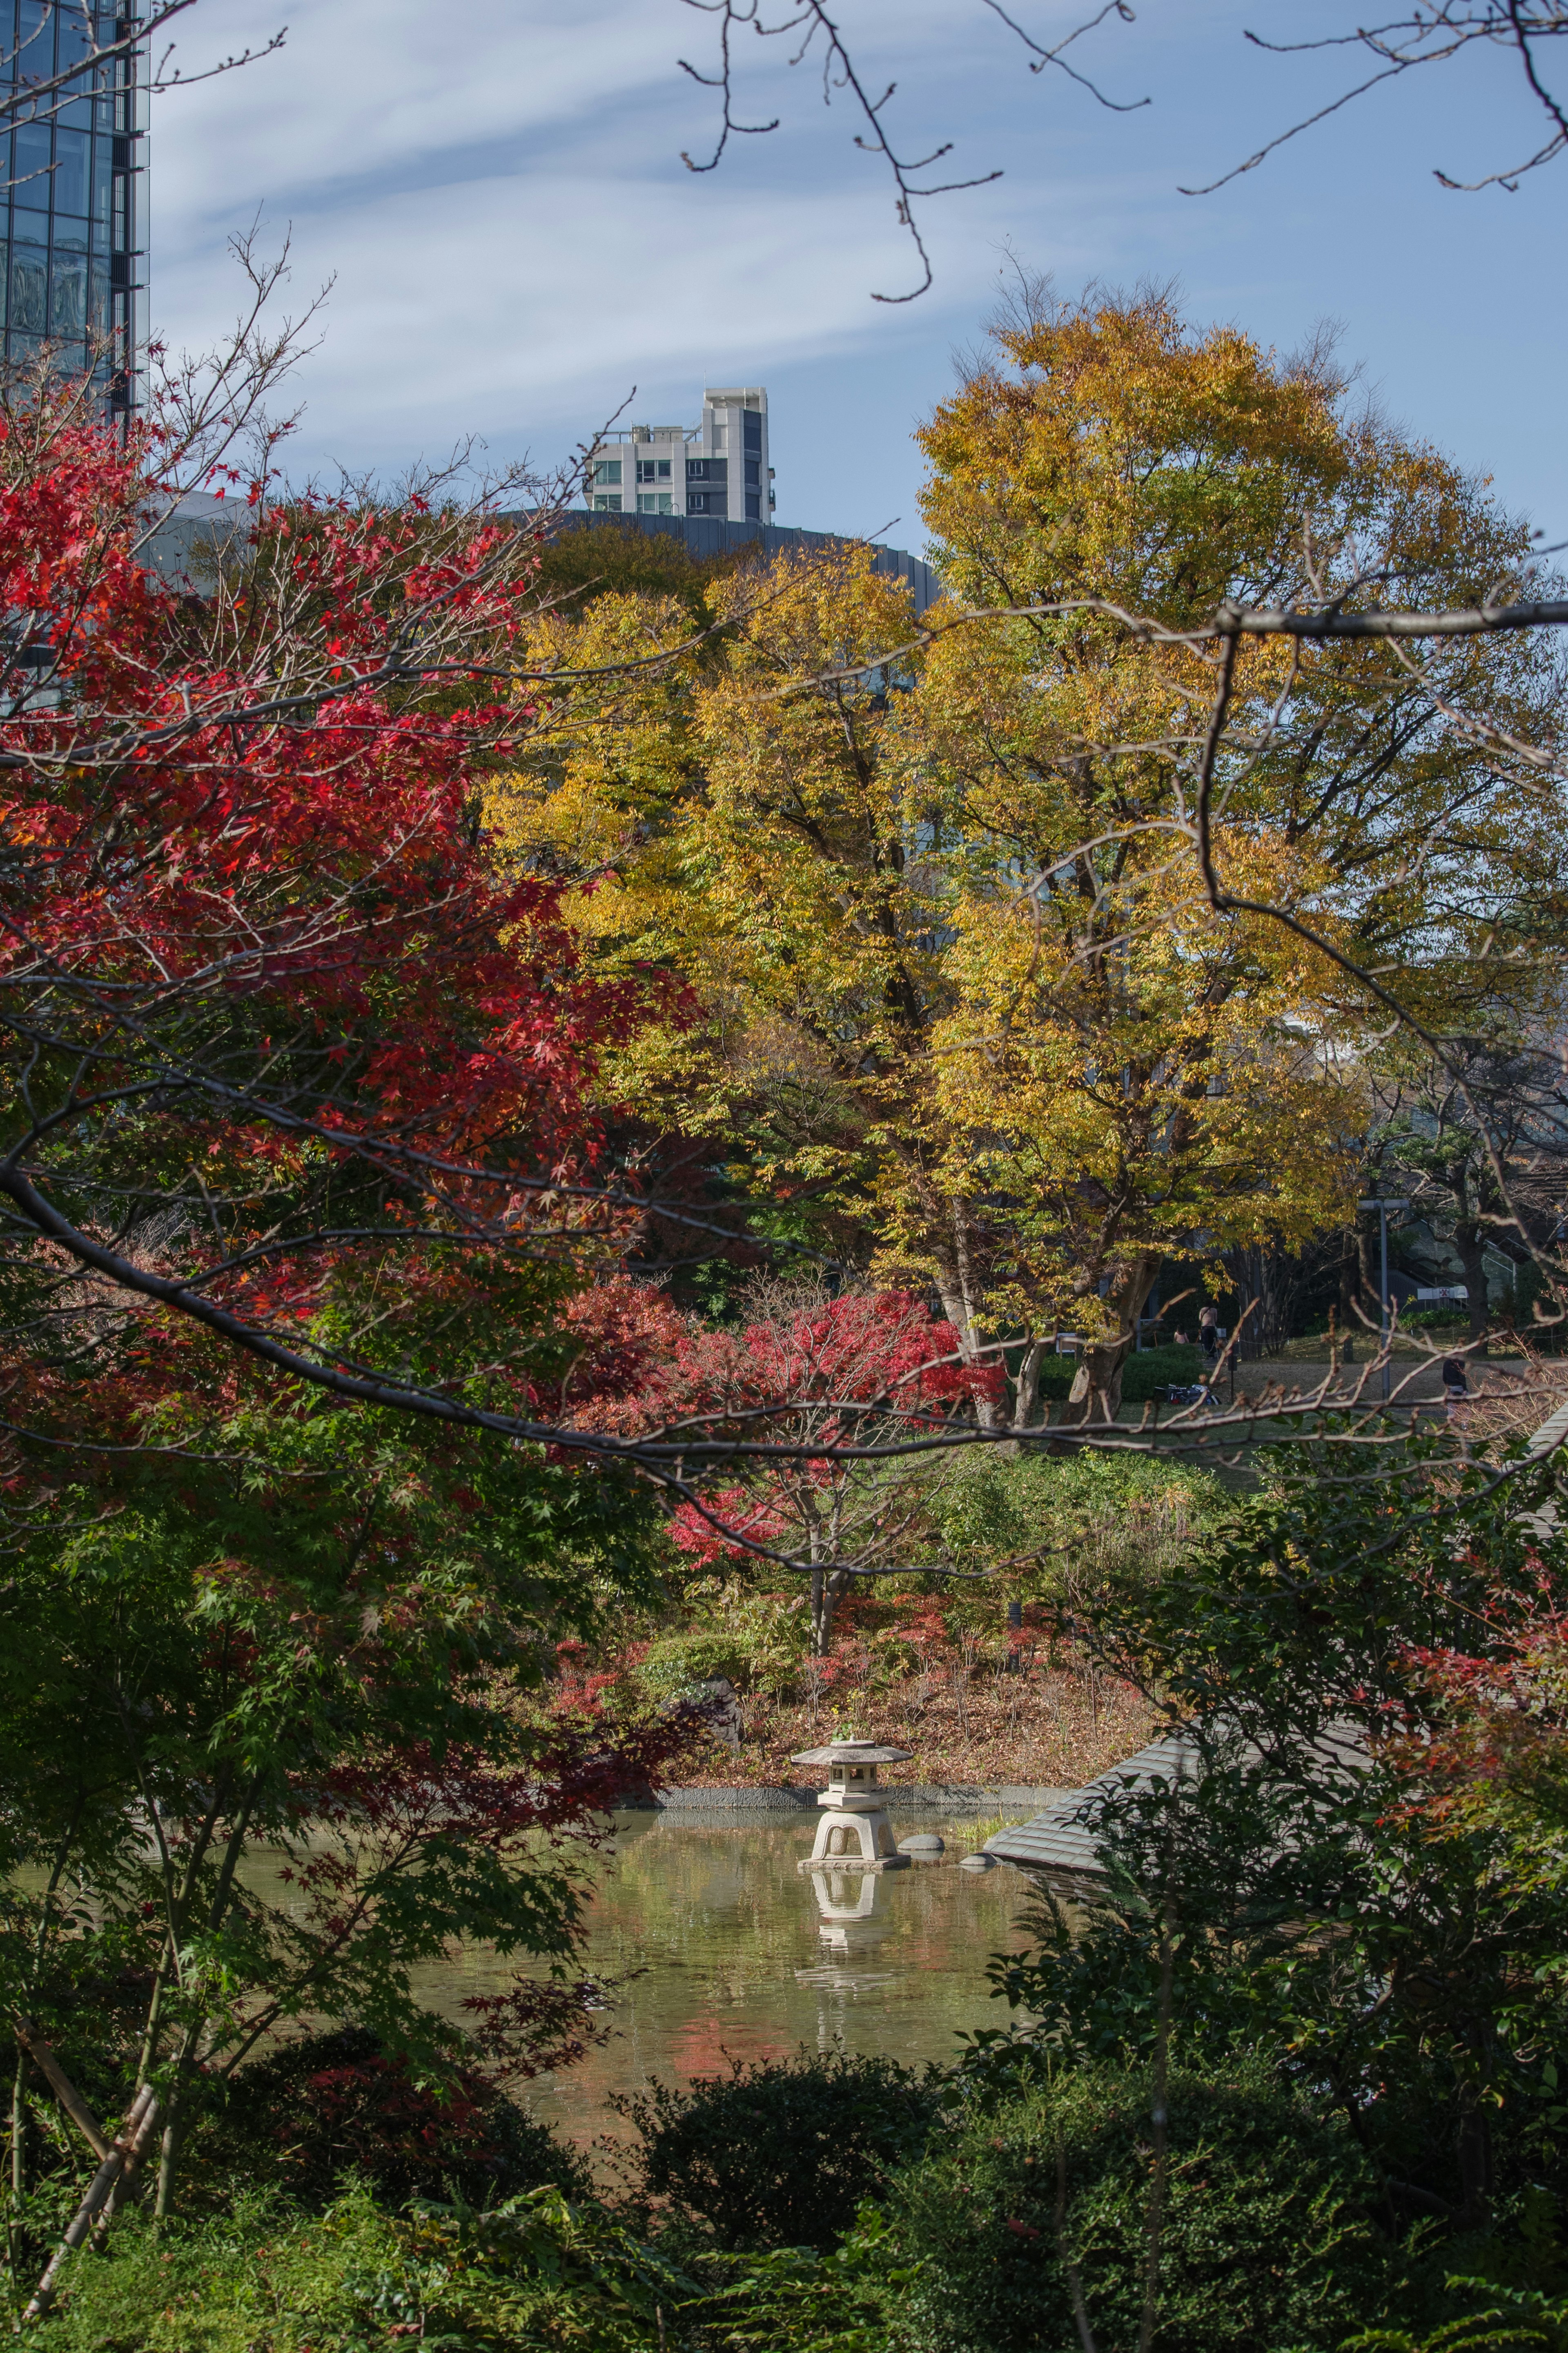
left=151, top=1, right=1568, bottom=559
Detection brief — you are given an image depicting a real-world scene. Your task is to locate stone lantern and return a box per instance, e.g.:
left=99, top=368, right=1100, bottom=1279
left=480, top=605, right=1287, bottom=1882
left=790, top=1737, right=912, bottom=1871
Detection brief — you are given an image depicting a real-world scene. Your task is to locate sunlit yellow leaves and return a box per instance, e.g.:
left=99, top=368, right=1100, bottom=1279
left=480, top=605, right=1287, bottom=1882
left=481, top=288, right=1566, bottom=1367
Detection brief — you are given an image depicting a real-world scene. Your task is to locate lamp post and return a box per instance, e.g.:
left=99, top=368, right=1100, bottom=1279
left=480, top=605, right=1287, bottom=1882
left=1358, top=1197, right=1411, bottom=1402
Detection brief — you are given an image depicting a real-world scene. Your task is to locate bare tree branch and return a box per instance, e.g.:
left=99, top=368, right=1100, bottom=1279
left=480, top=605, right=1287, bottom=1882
left=677, top=0, right=1139, bottom=299
left=1185, top=3, right=1568, bottom=198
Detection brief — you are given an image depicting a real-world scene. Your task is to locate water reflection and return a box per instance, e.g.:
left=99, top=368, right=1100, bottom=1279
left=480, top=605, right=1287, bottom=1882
left=796, top=1866, right=895, bottom=1990
left=417, top=1811, right=1038, bottom=2165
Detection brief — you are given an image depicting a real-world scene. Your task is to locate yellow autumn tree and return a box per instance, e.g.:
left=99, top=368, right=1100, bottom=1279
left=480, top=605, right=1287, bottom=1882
left=899, top=283, right=1566, bottom=1414
left=491, top=288, right=1566, bottom=1421
left=490, top=549, right=959, bottom=1291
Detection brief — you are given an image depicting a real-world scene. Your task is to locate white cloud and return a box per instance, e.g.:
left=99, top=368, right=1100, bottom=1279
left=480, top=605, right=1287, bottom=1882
left=156, top=161, right=940, bottom=467
left=146, top=0, right=1568, bottom=539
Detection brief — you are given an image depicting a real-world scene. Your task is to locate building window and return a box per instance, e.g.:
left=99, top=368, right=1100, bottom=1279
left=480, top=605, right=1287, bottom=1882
left=10, top=241, right=46, bottom=337
left=51, top=244, right=87, bottom=336
left=592, top=493, right=623, bottom=512
left=686, top=458, right=727, bottom=482
left=53, top=129, right=91, bottom=216
left=591, top=458, right=622, bottom=486
left=744, top=459, right=760, bottom=486
left=636, top=458, right=672, bottom=483
left=637, top=492, right=675, bottom=515
left=745, top=493, right=761, bottom=520
left=742, top=411, right=762, bottom=451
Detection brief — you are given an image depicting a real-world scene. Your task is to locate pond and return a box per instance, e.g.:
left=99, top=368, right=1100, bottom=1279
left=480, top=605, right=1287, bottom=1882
left=421, top=1809, right=1043, bottom=2170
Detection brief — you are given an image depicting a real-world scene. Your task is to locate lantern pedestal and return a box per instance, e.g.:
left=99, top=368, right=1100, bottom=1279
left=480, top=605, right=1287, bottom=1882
left=788, top=1737, right=913, bottom=1873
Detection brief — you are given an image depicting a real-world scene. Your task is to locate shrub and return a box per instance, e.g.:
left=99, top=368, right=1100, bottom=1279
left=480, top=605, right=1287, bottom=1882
left=637, top=1630, right=755, bottom=1697
left=191, top=2026, right=591, bottom=2212
left=883, top=2059, right=1414, bottom=2353
left=935, top=1448, right=1227, bottom=1607
left=41, top=2180, right=696, bottom=2353
left=1022, top=1342, right=1203, bottom=1403
left=612, top=2049, right=944, bottom=2253
left=1120, top=1342, right=1206, bottom=1400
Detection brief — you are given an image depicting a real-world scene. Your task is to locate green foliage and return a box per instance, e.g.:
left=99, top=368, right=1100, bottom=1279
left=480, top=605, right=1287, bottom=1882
left=1346, top=2274, right=1568, bottom=2353
left=611, top=2050, right=946, bottom=2254
left=1022, top=1343, right=1204, bottom=1403
left=882, top=2058, right=1414, bottom=2353
left=637, top=1631, right=756, bottom=1698
left=0, top=1364, right=678, bottom=2221
left=686, top=2230, right=900, bottom=2351
left=643, top=1584, right=811, bottom=1700
left=1119, top=1342, right=1207, bottom=1400
left=933, top=1447, right=1228, bottom=1602
left=33, top=2174, right=904, bottom=2352
left=36, top=2181, right=698, bottom=2352
left=532, top=515, right=752, bottom=620
left=978, top=1443, right=1568, bottom=2246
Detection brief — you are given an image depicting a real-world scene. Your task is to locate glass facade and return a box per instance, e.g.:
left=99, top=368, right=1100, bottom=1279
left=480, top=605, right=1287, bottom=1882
left=1, top=2, right=144, bottom=410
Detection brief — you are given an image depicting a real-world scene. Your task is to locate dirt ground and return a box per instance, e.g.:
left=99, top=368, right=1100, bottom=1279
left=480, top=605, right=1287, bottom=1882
left=686, top=1659, right=1158, bottom=1793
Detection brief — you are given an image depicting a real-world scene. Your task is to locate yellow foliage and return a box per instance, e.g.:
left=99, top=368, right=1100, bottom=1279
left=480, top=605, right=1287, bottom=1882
left=487, top=289, right=1567, bottom=1395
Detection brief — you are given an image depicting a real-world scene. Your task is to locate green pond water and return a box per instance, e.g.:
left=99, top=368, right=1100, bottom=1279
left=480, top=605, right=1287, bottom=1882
left=421, top=1810, right=1042, bottom=2168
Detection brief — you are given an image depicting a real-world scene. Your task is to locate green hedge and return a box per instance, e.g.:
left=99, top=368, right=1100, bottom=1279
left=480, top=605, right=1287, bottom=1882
left=1032, top=1342, right=1203, bottom=1403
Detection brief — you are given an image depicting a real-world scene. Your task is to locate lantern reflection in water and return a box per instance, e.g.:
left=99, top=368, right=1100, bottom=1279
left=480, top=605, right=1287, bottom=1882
left=794, top=1865, right=896, bottom=1992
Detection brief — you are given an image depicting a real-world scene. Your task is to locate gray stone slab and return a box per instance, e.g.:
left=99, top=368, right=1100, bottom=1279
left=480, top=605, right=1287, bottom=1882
left=645, top=1785, right=818, bottom=1812
left=622, top=1779, right=1076, bottom=1815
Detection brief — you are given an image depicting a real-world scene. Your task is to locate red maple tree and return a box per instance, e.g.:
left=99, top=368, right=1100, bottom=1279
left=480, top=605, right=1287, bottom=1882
left=660, top=1287, right=1002, bottom=1650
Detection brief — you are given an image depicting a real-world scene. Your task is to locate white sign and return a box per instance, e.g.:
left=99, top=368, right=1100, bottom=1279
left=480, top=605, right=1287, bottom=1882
left=1415, top=1287, right=1468, bottom=1302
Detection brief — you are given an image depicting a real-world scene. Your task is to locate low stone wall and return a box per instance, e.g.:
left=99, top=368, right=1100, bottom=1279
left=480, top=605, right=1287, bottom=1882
left=627, top=1782, right=1065, bottom=1814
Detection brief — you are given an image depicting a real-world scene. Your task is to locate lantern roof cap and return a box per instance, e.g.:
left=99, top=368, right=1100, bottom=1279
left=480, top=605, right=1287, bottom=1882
left=789, top=1737, right=913, bottom=1766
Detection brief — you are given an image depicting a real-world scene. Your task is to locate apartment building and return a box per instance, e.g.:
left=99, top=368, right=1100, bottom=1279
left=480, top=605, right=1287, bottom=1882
left=588, top=386, right=775, bottom=524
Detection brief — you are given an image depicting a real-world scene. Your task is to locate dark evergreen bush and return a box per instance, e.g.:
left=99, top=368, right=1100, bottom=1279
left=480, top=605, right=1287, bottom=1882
left=884, top=2059, right=1414, bottom=2353
left=195, top=2027, right=590, bottom=2211
left=613, top=2049, right=944, bottom=2252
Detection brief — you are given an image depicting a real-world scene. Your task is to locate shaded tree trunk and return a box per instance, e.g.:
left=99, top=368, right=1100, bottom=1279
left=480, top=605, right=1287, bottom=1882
left=1453, top=1217, right=1490, bottom=1353
left=1057, top=1250, right=1164, bottom=1425
left=809, top=1563, right=851, bottom=1656
left=1222, top=1242, right=1301, bottom=1358
left=1011, top=1338, right=1047, bottom=1434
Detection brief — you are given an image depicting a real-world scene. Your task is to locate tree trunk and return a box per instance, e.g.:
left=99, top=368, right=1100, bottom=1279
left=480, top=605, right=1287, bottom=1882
left=809, top=1564, right=850, bottom=1656
left=1223, top=1242, right=1300, bottom=1358
left=23, top=2086, right=158, bottom=2322
left=1456, top=2098, right=1493, bottom=2228
left=11, top=2046, right=28, bottom=2198
left=1011, top=1338, right=1047, bottom=1434
left=1057, top=1251, right=1164, bottom=1425
left=1352, top=1220, right=1377, bottom=1339
left=925, top=1198, right=1000, bottom=1428
left=1453, top=1219, right=1490, bottom=1353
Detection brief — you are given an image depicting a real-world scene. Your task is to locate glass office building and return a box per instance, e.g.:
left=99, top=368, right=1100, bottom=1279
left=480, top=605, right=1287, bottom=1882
left=1, top=2, right=144, bottom=411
